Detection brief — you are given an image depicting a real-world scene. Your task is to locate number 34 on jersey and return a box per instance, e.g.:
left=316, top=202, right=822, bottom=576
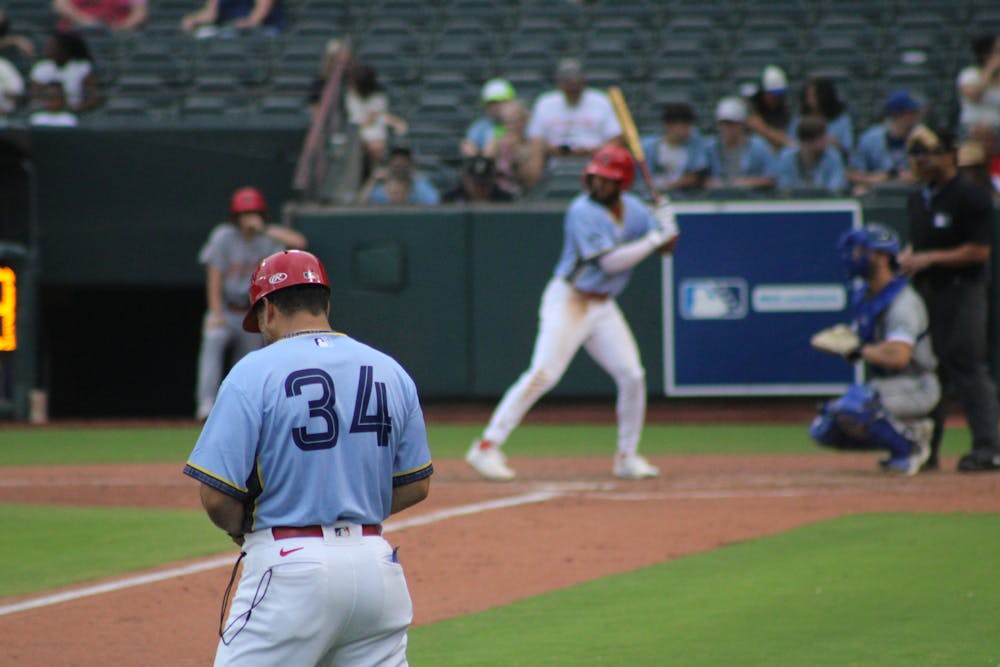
left=285, top=364, right=392, bottom=451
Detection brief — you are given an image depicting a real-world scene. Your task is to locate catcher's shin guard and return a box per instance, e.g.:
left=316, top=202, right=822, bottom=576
left=809, top=384, right=913, bottom=457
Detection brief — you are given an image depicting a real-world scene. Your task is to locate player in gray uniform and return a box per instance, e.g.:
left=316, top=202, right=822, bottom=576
left=185, top=250, right=433, bottom=666
left=809, top=223, right=939, bottom=475
left=466, top=144, right=678, bottom=481
left=195, top=186, right=307, bottom=420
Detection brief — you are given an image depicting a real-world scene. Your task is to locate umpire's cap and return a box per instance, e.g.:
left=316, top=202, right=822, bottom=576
left=243, top=250, right=330, bottom=332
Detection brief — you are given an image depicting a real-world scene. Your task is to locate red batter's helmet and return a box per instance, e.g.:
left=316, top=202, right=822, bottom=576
left=230, top=186, right=268, bottom=218
left=583, top=144, right=635, bottom=191
left=243, top=250, right=331, bottom=332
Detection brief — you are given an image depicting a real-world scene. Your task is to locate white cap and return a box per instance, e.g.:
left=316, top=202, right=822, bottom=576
left=715, top=96, right=747, bottom=123
left=762, top=65, right=787, bottom=93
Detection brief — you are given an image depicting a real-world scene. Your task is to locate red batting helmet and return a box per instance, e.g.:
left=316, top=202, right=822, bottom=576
left=583, top=144, right=635, bottom=191
left=230, top=186, right=268, bottom=218
left=243, top=250, right=331, bottom=332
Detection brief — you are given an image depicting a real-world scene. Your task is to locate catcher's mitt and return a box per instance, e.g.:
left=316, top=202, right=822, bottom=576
left=810, top=324, right=861, bottom=357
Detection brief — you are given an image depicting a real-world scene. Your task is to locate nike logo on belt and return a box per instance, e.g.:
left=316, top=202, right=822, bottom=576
left=279, top=547, right=304, bottom=557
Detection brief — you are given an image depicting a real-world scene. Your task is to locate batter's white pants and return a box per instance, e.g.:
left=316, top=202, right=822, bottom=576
left=483, top=278, right=647, bottom=455
left=215, top=523, right=412, bottom=667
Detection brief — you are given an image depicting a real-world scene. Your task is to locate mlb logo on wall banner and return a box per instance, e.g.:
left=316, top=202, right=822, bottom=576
left=662, top=200, right=863, bottom=397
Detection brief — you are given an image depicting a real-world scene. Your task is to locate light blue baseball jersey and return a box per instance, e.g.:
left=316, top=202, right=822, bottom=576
left=184, top=331, right=433, bottom=532
left=552, top=192, right=658, bottom=297
left=640, top=129, right=709, bottom=186
left=464, top=116, right=501, bottom=151
left=788, top=112, right=855, bottom=153
left=774, top=145, right=847, bottom=192
left=703, top=134, right=777, bottom=180
left=849, top=124, right=909, bottom=174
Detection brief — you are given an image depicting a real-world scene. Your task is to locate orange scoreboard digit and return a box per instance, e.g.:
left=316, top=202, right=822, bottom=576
left=0, top=266, right=15, bottom=351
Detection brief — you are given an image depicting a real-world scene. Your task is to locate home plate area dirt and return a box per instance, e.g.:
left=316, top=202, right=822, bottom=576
left=1, top=452, right=999, bottom=666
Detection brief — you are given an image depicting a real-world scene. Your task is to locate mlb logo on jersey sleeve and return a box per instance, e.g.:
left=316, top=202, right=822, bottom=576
left=679, top=279, right=747, bottom=320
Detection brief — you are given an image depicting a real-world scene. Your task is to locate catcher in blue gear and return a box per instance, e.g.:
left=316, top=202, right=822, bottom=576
left=808, top=223, right=940, bottom=475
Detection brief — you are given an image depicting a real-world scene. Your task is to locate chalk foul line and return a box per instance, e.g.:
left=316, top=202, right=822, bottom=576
left=0, top=491, right=563, bottom=617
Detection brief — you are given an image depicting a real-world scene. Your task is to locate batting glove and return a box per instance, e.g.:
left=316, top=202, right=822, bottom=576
left=651, top=202, right=680, bottom=243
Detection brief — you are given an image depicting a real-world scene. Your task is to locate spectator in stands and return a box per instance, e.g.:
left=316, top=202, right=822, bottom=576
left=957, top=34, right=1000, bottom=159
left=957, top=139, right=997, bottom=198
left=484, top=98, right=541, bottom=197
left=344, top=61, right=408, bottom=180
left=181, top=0, right=284, bottom=37
left=847, top=89, right=922, bottom=196
left=359, top=145, right=440, bottom=205
left=747, top=65, right=793, bottom=154
left=54, top=0, right=148, bottom=33
left=526, top=58, right=622, bottom=161
left=461, top=78, right=516, bottom=158
left=443, top=155, right=516, bottom=203
left=639, top=102, right=708, bottom=193
left=774, top=115, right=847, bottom=193
left=0, top=54, right=22, bottom=120
left=0, top=13, right=28, bottom=120
left=359, top=166, right=416, bottom=206
left=28, top=30, right=101, bottom=127
left=703, top=96, right=777, bottom=190
left=0, top=11, right=36, bottom=59
left=788, top=77, right=854, bottom=156
left=307, top=38, right=351, bottom=124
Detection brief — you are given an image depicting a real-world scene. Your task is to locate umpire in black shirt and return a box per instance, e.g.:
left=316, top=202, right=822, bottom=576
left=898, top=125, right=1000, bottom=472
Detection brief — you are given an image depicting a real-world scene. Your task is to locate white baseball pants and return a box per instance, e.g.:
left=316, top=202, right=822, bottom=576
left=215, top=523, right=412, bottom=667
left=483, top=277, right=647, bottom=455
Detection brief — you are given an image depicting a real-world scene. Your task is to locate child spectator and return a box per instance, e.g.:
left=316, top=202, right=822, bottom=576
left=484, top=99, right=541, bottom=197
left=789, top=77, right=854, bottom=156
left=848, top=89, right=923, bottom=195
left=704, top=96, right=777, bottom=190
left=344, top=61, right=408, bottom=180
left=443, top=156, right=516, bottom=203
left=747, top=65, right=793, bottom=153
left=775, top=115, right=847, bottom=193
left=29, top=30, right=101, bottom=126
left=640, top=102, right=708, bottom=192
left=462, top=78, right=516, bottom=158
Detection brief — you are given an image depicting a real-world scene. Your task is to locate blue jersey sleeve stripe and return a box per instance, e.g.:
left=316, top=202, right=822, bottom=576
left=183, top=464, right=250, bottom=501
left=184, top=462, right=248, bottom=492
left=392, top=462, right=434, bottom=487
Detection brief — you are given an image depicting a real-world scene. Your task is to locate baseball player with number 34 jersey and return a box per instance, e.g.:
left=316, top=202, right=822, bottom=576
left=185, top=250, right=433, bottom=666
left=467, top=144, right=678, bottom=481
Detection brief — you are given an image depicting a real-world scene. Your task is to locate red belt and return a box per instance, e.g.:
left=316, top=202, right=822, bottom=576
left=271, top=524, right=382, bottom=540
left=226, top=304, right=249, bottom=313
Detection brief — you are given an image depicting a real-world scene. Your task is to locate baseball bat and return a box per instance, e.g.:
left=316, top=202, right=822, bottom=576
left=607, top=86, right=666, bottom=205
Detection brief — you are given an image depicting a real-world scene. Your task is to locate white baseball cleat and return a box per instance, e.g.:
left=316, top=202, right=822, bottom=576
left=613, top=452, right=660, bottom=479
left=465, top=440, right=516, bottom=481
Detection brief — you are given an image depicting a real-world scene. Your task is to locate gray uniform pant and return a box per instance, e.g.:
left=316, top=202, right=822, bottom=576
left=195, top=309, right=260, bottom=417
left=922, top=279, right=1000, bottom=452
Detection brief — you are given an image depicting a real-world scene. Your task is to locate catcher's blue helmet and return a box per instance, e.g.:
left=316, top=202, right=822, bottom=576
left=837, top=223, right=900, bottom=278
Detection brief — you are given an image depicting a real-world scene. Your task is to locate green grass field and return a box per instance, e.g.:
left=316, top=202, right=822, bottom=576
left=0, top=424, right=993, bottom=665
left=0, top=422, right=973, bottom=465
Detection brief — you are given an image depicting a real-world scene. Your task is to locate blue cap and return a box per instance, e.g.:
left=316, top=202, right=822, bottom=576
left=885, top=90, right=921, bottom=115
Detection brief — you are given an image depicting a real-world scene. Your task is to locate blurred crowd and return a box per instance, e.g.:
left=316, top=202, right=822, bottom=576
left=0, top=3, right=997, bottom=204
left=321, top=36, right=1000, bottom=205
